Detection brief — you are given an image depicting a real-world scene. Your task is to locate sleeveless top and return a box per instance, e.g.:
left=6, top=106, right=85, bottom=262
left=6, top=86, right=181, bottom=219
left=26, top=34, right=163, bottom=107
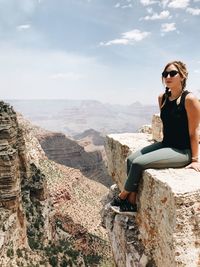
left=160, top=90, right=191, bottom=149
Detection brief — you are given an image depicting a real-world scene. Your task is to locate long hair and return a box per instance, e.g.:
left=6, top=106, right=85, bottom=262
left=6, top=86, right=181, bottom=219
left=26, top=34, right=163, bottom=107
left=161, top=61, right=188, bottom=108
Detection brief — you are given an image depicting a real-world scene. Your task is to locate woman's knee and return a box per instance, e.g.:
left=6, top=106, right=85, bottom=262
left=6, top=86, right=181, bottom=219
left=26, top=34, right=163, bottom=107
left=131, top=161, right=144, bottom=171
left=127, top=152, right=140, bottom=163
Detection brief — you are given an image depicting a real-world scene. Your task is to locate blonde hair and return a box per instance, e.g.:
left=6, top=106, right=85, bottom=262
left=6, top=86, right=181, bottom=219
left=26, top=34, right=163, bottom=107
left=161, top=61, right=188, bottom=108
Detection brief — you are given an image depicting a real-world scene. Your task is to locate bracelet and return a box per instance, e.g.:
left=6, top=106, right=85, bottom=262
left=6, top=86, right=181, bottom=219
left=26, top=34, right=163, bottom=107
left=191, top=157, right=199, bottom=162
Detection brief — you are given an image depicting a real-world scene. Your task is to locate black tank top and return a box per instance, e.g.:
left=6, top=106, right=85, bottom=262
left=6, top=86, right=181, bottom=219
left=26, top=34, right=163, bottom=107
left=160, top=90, right=191, bottom=149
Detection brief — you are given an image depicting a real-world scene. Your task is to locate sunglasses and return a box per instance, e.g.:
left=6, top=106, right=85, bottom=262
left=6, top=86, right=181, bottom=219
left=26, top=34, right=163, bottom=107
left=162, top=70, right=179, bottom=78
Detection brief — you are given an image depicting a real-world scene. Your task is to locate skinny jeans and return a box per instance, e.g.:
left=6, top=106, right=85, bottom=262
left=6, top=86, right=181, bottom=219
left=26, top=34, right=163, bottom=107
left=124, top=142, right=191, bottom=192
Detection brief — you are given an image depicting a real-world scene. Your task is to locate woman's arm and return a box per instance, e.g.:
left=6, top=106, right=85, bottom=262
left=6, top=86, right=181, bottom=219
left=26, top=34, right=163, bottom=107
left=185, top=93, right=200, bottom=171
left=158, top=93, right=164, bottom=111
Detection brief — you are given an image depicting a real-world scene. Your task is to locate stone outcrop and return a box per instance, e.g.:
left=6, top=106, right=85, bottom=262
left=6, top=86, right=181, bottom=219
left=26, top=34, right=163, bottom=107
left=103, top=119, right=200, bottom=267
left=0, top=101, right=28, bottom=265
left=0, top=101, right=53, bottom=266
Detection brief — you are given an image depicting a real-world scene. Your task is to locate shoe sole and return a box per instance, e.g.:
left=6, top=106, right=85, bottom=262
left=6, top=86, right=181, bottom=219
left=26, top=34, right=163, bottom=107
left=110, top=206, right=137, bottom=216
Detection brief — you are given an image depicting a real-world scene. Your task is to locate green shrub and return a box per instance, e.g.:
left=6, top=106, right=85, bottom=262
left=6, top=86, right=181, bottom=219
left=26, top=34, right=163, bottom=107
left=60, top=258, right=72, bottom=267
left=84, top=254, right=102, bottom=266
left=49, top=256, right=58, bottom=267
left=7, top=248, right=14, bottom=258
left=65, top=248, right=79, bottom=261
left=16, top=248, right=23, bottom=258
left=28, top=237, right=39, bottom=250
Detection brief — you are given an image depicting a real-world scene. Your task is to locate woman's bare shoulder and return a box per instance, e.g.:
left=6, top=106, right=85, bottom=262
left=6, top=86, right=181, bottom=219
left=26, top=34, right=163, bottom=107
left=185, top=92, right=200, bottom=110
left=185, top=92, right=199, bottom=103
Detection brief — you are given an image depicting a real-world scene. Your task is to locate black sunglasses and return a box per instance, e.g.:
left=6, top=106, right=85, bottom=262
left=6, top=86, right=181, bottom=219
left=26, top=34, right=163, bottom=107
left=162, top=70, right=179, bottom=78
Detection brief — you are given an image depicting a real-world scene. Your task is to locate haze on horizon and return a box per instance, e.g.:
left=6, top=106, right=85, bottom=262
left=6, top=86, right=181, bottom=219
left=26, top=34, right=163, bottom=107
left=0, top=0, right=200, bottom=105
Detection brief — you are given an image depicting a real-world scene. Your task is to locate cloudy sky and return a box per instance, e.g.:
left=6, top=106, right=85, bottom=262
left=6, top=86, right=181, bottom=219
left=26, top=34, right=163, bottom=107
left=0, top=0, right=200, bottom=105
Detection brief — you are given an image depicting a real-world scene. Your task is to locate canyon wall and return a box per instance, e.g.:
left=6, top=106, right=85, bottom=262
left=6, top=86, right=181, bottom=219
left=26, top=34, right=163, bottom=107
left=0, top=101, right=53, bottom=266
left=0, top=101, right=113, bottom=266
left=37, top=131, right=112, bottom=187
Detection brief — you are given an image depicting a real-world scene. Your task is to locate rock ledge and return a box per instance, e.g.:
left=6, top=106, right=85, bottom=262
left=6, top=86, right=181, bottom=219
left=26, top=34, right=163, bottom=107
left=104, top=131, right=200, bottom=267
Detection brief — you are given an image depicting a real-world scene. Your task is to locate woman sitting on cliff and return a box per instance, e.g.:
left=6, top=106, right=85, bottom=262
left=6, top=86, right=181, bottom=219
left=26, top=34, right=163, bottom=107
left=111, top=60, right=200, bottom=215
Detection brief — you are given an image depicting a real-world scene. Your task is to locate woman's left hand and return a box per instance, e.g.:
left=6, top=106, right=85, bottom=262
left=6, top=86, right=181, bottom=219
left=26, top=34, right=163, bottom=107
left=185, top=162, right=200, bottom=172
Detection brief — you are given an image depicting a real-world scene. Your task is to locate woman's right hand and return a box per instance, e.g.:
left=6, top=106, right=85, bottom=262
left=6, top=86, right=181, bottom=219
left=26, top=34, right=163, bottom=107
left=185, top=162, right=200, bottom=172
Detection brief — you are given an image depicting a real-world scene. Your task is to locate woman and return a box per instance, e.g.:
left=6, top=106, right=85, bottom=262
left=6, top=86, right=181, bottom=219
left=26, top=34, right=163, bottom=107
left=111, top=60, right=200, bottom=215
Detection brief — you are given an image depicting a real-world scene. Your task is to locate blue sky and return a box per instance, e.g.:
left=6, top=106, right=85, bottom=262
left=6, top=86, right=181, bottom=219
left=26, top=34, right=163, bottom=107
left=0, top=0, right=200, bottom=104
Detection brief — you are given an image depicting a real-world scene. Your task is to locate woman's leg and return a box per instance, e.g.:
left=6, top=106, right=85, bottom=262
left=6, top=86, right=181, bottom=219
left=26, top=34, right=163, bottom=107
left=123, top=146, right=191, bottom=205
left=119, top=142, right=165, bottom=202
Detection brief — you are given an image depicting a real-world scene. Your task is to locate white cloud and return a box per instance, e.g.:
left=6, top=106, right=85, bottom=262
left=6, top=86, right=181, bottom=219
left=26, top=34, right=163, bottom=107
left=100, top=29, right=151, bottom=46
left=140, top=0, right=158, bottom=5
left=123, top=29, right=151, bottom=40
left=194, top=69, right=200, bottom=73
left=141, top=10, right=171, bottom=20
left=114, top=2, right=132, bottom=8
left=122, top=4, right=132, bottom=8
left=168, top=0, right=190, bottom=9
left=161, top=22, right=176, bottom=32
left=186, top=7, right=200, bottom=15
left=100, top=39, right=128, bottom=46
left=16, top=24, right=31, bottom=31
left=50, top=72, right=85, bottom=81
left=114, top=3, right=120, bottom=8
left=147, top=7, right=153, bottom=13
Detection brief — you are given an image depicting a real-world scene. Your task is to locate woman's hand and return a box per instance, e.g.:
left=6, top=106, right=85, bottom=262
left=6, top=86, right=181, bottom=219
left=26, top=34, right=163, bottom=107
left=185, top=162, right=200, bottom=172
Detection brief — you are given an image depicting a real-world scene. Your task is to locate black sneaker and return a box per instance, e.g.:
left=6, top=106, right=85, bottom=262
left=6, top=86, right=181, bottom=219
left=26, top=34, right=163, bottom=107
left=111, top=201, right=137, bottom=216
left=110, top=196, right=126, bottom=207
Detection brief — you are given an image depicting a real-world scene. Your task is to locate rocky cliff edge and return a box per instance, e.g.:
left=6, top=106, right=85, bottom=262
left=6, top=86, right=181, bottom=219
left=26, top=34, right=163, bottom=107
left=102, top=114, right=200, bottom=267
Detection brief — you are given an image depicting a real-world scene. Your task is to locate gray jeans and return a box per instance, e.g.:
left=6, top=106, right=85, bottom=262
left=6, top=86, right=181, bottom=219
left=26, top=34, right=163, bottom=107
left=124, top=142, right=191, bottom=192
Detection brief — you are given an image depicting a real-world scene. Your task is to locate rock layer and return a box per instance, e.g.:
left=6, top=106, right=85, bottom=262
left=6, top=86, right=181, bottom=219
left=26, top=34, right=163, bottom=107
left=0, top=101, right=53, bottom=266
left=0, top=101, right=28, bottom=266
left=37, top=131, right=112, bottom=187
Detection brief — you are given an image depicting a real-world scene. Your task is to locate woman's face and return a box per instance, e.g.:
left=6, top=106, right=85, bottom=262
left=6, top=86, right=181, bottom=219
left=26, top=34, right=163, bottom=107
left=163, top=64, right=183, bottom=89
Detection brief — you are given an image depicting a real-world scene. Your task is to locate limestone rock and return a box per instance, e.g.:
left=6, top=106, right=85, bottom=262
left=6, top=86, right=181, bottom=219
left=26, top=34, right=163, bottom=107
left=105, top=132, right=153, bottom=190
left=101, top=185, right=152, bottom=267
left=104, top=132, right=200, bottom=267
left=152, top=114, right=163, bottom=142
left=139, top=124, right=152, bottom=134
left=0, top=101, right=28, bottom=266
left=0, top=101, right=53, bottom=266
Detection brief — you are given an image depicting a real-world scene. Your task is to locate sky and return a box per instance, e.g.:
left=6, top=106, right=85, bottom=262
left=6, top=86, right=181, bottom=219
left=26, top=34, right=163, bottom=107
left=0, top=0, right=200, bottom=105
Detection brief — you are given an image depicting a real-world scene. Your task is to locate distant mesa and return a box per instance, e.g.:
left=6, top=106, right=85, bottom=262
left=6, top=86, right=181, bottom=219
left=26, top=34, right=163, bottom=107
left=73, top=128, right=105, bottom=146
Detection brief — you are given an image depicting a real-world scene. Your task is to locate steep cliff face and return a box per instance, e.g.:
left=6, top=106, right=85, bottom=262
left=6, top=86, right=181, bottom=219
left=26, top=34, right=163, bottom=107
left=37, top=131, right=112, bottom=187
left=0, top=101, right=113, bottom=266
left=0, top=101, right=53, bottom=266
left=38, top=132, right=101, bottom=170
left=103, top=121, right=200, bottom=267
left=0, top=101, right=28, bottom=265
